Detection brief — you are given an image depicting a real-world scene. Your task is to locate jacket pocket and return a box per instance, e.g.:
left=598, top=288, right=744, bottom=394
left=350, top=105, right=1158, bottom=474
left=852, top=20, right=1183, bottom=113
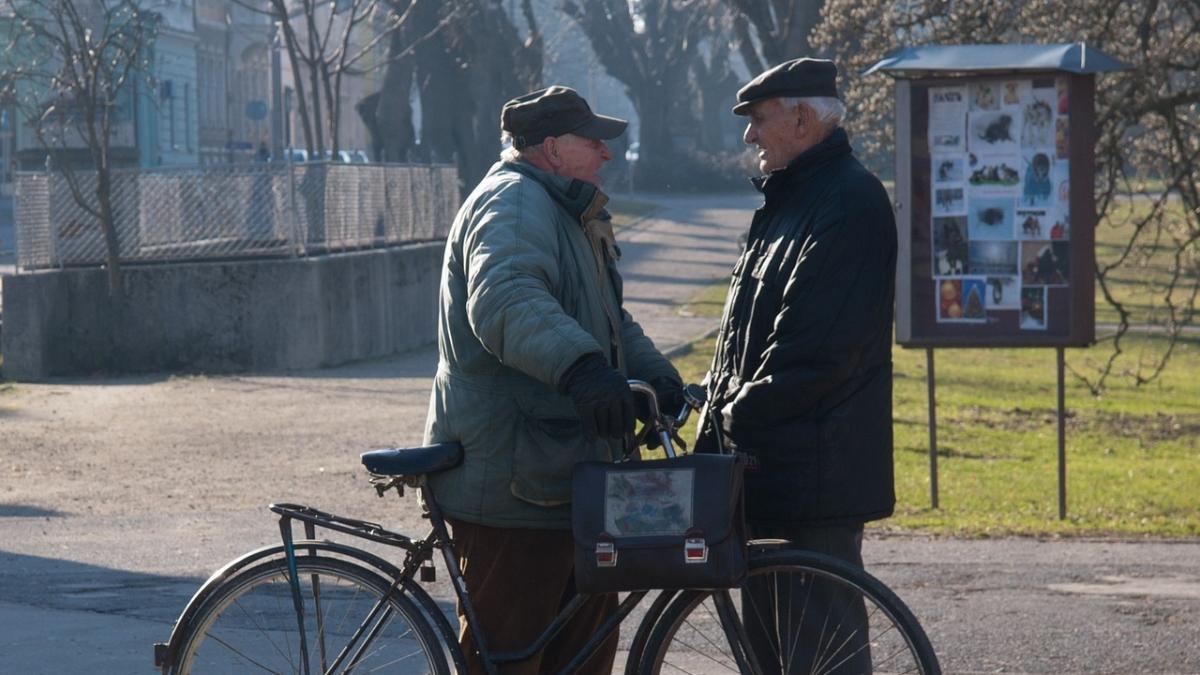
left=815, top=365, right=895, bottom=521
left=742, top=417, right=820, bottom=522
left=510, top=393, right=617, bottom=507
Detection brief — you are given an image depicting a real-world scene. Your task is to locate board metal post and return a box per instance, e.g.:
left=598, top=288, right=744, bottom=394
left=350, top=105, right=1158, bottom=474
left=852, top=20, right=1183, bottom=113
left=926, top=348, right=939, bottom=510
left=1057, top=347, right=1067, bottom=520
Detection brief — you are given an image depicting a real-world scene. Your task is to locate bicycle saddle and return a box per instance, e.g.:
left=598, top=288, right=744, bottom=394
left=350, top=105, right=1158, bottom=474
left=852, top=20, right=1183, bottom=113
left=361, top=442, right=464, bottom=476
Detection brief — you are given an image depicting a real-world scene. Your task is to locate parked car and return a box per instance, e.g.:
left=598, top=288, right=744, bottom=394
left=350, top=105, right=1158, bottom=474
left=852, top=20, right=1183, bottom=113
left=350, top=150, right=370, bottom=164
left=319, top=150, right=355, bottom=164
left=282, top=147, right=308, bottom=163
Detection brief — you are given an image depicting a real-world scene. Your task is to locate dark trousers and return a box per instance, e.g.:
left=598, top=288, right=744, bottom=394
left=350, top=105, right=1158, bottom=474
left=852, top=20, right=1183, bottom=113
left=742, top=522, right=870, bottom=674
left=448, top=518, right=619, bottom=675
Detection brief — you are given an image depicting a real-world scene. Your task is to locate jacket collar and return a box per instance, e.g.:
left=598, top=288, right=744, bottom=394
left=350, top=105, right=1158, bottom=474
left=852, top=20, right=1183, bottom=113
left=751, top=126, right=852, bottom=197
left=500, top=159, right=610, bottom=225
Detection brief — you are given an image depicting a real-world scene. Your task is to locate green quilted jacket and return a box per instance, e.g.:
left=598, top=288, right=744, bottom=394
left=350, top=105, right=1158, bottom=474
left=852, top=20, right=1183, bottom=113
left=423, top=160, right=678, bottom=528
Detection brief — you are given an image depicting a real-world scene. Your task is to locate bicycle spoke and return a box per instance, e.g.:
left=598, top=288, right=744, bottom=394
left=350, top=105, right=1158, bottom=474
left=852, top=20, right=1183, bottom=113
left=231, top=590, right=300, bottom=671
left=272, top=578, right=299, bottom=674
left=203, top=631, right=289, bottom=675
left=362, top=645, right=444, bottom=673
left=671, top=607, right=739, bottom=670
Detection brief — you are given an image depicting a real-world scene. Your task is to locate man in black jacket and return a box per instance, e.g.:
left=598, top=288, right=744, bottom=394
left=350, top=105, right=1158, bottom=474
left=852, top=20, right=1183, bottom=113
left=698, top=57, right=897, bottom=673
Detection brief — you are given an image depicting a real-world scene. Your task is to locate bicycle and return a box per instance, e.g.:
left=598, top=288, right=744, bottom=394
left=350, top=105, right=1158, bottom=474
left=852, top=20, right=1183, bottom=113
left=155, top=382, right=941, bottom=674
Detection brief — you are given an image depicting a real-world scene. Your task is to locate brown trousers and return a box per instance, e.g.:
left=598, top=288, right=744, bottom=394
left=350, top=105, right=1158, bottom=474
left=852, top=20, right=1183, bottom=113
left=448, top=518, right=619, bottom=675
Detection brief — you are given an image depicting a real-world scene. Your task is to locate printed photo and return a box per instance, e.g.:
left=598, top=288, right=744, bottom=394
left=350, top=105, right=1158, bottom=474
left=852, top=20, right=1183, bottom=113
left=968, top=157, right=1021, bottom=188
left=933, top=186, right=966, bottom=216
left=961, top=277, right=988, bottom=321
left=1021, top=241, right=1070, bottom=286
left=1001, top=80, right=1026, bottom=106
left=937, top=278, right=964, bottom=322
left=933, top=156, right=965, bottom=183
left=1056, top=116, right=1069, bottom=158
left=968, top=240, right=1019, bottom=275
left=1056, top=77, right=1069, bottom=114
left=968, top=110, right=1021, bottom=155
left=971, top=82, right=1000, bottom=111
left=1021, top=286, right=1047, bottom=330
left=1021, top=151, right=1054, bottom=207
left=968, top=196, right=1015, bottom=240
left=932, top=133, right=964, bottom=152
left=1017, top=209, right=1048, bottom=239
left=1048, top=208, right=1069, bottom=240
left=1021, top=92, right=1055, bottom=148
left=605, top=470, right=692, bottom=536
left=932, top=216, right=969, bottom=276
left=985, top=275, right=1021, bottom=310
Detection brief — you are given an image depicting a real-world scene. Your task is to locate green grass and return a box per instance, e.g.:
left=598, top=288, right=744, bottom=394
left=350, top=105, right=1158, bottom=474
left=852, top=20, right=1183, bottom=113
left=679, top=282, right=729, bottom=319
left=608, top=198, right=659, bottom=229
left=1093, top=196, right=1194, bottom=326
left=669, top=334, right=1200, bottom=538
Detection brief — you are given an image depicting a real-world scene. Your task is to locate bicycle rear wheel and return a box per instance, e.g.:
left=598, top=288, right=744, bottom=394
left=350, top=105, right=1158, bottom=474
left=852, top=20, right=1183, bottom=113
left=640, top=548, right=940, bottom=674
left=169, top=555, right=449, bottom=675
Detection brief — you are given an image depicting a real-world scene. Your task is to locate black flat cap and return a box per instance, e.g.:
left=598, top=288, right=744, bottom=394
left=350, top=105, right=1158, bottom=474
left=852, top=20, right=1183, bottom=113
left=501, top=86, right=627, bottom=149
left=733, top=58, right=840, bottom=115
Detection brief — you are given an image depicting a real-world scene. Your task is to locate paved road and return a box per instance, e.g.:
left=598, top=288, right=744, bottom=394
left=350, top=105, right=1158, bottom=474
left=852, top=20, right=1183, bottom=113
left=2, top=191, right=1199, bottom=674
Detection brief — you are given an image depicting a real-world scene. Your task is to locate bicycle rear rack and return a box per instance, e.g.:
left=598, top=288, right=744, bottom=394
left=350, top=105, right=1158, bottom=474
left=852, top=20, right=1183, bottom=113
left=270, top=502, right=418, bottom=550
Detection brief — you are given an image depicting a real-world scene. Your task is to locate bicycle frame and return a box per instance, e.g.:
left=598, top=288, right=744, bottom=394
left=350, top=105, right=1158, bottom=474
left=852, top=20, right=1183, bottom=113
left=261, top=492, right=655, bottom=675
left=158, top=381, right=716, bottom=675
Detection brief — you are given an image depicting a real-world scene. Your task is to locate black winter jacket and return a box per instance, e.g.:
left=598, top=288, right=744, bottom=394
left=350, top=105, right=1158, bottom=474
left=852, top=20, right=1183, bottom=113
left=698, top=128, right=897, bottom=526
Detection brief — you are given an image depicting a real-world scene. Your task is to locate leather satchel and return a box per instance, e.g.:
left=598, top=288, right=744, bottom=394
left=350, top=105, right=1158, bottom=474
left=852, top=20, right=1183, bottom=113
left=571, top=453, right=747, bottom=594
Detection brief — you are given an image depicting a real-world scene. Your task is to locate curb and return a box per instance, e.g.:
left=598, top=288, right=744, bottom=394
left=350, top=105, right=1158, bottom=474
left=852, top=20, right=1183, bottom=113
left=663, top=326, right=720, bottom=360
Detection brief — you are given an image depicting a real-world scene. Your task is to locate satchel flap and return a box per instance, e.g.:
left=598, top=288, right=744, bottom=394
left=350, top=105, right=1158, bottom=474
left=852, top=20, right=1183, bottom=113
left=572, top=454, right=744, bottom=549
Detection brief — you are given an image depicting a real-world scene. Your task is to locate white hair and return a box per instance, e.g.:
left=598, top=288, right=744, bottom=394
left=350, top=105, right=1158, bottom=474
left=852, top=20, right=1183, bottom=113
left=500, top=130, right=542, bottom=162
left=780, top=96, right=846, bottom=128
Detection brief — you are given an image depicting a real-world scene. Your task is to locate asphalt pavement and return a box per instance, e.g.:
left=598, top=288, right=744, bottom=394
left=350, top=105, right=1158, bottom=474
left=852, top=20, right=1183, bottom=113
left=1, top=190, right=1199, bottom=674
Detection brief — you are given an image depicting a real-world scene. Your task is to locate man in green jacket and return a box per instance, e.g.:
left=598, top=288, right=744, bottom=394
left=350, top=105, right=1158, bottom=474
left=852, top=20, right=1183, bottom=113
left=424, top=85, right=682, bottom=674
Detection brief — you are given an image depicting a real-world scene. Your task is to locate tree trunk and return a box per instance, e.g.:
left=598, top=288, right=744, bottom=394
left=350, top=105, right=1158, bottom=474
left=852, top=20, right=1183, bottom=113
left=362, top=25, right=418, bottom=162
left=96, top=168, right=123, bottom=294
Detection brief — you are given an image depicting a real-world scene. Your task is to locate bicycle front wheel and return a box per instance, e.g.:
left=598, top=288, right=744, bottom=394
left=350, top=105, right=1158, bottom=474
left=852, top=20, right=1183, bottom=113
left=169, top=555, right=449, bottom=675
left=640, top=548, right=940, bottom=674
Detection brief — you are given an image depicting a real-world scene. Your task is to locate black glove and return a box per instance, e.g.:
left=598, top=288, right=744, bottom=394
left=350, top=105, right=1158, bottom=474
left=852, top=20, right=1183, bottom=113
left=652, top=377, right=686, bottom=420
left=559, top=353, right=636, bottom=440
left=640, top=377, right=687, bottom=451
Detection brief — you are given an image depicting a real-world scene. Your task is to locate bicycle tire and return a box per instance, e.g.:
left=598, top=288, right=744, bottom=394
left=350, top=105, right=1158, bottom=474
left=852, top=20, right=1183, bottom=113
left=167, top=554, right=451, bottom=675
left=622, top=589, right=680, bottom=675
left=639, top=548, right=941, bottom=674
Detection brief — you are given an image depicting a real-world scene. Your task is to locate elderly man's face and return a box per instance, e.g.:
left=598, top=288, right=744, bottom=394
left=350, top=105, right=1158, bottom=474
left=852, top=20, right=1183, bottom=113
left=743, top=98, right=809, bottom=173
left=545, top=134, right=613, bottom=186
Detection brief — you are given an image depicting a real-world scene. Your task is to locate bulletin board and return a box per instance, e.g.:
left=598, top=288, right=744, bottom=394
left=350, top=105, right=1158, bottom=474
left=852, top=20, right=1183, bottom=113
left=894, top=73, right=1096, bottom=347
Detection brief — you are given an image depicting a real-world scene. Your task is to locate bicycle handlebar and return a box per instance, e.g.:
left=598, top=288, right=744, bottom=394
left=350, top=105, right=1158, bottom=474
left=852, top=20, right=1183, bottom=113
left=627, top=379, right=706, bottom=459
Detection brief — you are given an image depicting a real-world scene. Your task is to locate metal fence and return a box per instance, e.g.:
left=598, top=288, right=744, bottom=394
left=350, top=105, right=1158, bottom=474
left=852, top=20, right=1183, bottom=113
left=13, top=161, right=460, bottom=271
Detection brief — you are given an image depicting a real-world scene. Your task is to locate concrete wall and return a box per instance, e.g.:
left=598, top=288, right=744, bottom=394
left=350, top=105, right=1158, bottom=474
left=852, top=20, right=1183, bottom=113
left=0, top=242, right=442, bottom=380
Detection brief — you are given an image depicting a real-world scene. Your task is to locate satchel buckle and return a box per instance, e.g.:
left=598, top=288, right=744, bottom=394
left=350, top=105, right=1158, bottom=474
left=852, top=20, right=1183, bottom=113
left=684, top=537, right=708, bottom=564
left=595, top=541, right=618, bottom=567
